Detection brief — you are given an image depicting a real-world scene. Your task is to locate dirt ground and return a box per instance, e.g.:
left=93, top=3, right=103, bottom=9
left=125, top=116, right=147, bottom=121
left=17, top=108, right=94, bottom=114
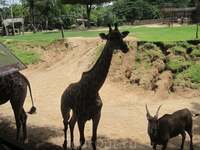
left=0, top=35, right=200, bottom=150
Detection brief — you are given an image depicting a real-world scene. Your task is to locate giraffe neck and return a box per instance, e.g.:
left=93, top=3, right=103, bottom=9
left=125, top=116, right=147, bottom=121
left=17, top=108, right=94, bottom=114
left=81, top=41, right=114, bottom=91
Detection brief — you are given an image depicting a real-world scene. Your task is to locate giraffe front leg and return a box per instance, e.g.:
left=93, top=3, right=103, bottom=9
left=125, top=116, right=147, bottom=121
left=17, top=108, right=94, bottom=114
left=91, top=93, right=103, bottom=150
left=91, top=113, right=101, bottom=150
left=77, top=120, right=86, bottom=150
left=91, top=94, right=103, bottom=150
left=69, top=112, right=77, bottom=150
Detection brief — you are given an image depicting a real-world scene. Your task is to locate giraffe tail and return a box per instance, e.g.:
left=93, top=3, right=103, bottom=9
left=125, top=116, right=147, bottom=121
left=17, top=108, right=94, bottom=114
left=20, top=72, right=37, bottom=114
left=27, top=80, right=36, bottom=114
left=28, top=106, right=36, bottom=114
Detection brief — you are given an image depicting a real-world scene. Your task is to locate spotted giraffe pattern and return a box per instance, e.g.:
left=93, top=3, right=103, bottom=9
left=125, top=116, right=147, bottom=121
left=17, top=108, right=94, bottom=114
left=61, top=24, right=129, bottom=150
left=0, top=71, right=36, bottom=143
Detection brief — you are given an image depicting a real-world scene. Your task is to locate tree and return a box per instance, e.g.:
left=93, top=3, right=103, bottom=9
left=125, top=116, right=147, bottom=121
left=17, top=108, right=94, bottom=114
left=60, top=0, right=115, bottom=28
left=96, top=5, right=116, bottom=26
left=0, top=0, right=15, bottom=35
left=37, top=0, right=56, bottom=30
left=23, top=0, right=41, bottom=32
left=113, top=0, right=161, bottom=23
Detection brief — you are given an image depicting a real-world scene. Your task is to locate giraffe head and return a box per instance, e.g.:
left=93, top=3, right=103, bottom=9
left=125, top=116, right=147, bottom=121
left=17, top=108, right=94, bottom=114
left=99, top=23, right=130, bottom=53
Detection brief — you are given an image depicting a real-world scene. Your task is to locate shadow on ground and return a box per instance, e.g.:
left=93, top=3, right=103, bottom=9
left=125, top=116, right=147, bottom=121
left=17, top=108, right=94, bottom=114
left=0, top=103, right=200, bottom=150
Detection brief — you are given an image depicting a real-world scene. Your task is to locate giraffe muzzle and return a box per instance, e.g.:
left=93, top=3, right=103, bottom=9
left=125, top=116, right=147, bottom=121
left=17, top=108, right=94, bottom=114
left=121, top=46, right=129, bottom=53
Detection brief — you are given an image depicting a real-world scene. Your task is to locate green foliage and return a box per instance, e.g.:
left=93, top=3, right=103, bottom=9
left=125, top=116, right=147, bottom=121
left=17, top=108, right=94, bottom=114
left=171, top=46, right=186, bottom=55
left=1, top=37, right=65, bottom=65
left=0, top=0, right=197, bottom=31
left=136, top=43, right=165, bottom=62
left=96, top=6, right=117, bottom=26
left=112, top=0, right=160, bottom=23
left=177, top=41, right=191, bottom=48
left=16, top=50, right=41, bottom=65
left=134, top=40, right=200, bottom=89
left=174, top=63, right=200, bottom=88
left=166, top=58, right=193, bottom=71
left=70, top=24, right=76, bottom=29
left=138, top=43, right=159, bottom=51
left=163, top=41, right=177, bottom=49
left=145, top=63, right=151, bottom=69
left=94, top=43, right=104, bottom=62
left=190, top=49, right=200, bottom=58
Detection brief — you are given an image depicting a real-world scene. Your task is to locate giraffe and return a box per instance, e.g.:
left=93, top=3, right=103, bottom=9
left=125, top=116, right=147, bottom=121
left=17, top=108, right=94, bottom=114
left=61, top=23, right=129, bottom=150
left=0, top=71, right=36, bottom=143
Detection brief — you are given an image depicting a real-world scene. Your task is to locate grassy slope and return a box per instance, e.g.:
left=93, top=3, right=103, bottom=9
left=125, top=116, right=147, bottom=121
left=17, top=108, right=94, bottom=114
left=0, top=25, right=200, bottom=89
left=0, top=25, right=199, bottom=64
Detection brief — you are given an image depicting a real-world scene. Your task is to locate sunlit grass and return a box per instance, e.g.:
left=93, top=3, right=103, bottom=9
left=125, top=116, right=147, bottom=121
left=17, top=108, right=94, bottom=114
left=0, top=25, right=199, bottom=42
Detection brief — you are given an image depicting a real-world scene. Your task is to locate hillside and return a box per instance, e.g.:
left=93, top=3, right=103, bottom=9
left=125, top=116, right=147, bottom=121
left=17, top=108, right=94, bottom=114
left=0, top=36, right=199, bottom=150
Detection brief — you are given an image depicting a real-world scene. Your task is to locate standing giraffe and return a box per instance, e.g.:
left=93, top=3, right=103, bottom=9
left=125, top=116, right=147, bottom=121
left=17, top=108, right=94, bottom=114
left=0, top=71, right=36, bottom=143
left=61, top=23, right=129, bottom=150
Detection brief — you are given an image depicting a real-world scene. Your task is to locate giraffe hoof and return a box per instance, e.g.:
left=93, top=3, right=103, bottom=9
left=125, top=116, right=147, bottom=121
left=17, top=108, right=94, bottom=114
left=24, top=139, right=28, bottom=144
left=63, top=140, right=67, bottom=150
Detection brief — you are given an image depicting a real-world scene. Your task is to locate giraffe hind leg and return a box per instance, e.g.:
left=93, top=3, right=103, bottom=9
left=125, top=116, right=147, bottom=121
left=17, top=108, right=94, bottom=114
left=69, top=112, right=77, bottom=150
left=11, top=100, right=25, bottom=142
left=62, top=116, right=69, bottom=150
left=13, top=110, right=23, bottom=142
left=62, top=109, right=71, bottom=150
left=21, top=108, right=28, bottom=143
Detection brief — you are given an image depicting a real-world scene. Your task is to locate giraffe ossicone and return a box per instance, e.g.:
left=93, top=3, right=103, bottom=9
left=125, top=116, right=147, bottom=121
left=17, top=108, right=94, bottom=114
left=61, top=23, right=129, bottom=150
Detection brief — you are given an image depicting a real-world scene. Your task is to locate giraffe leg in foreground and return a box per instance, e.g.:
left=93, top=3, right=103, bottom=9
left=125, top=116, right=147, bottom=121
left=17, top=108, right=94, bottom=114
left=77, top=120, right=86, bottom=150
left=62, top=109, right=70, bottom=150
left=21, top=108, right=28, bottom=143
left=62, top=119, right=68, bottom=150
left=10, top=94, right=28, bottom=143
left=91, top=95, right=102, bottom=150
left=69, top=113, right=77, bottom=150
left=12, top=107, right=28, bottom=143
left=91, top=114, right=101, bottom=150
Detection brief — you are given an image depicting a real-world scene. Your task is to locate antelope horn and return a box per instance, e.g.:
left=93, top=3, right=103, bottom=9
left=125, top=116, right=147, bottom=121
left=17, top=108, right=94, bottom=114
left=155, top=105, right=162, bottom=118
left=145, top=104, right=152, bottom=118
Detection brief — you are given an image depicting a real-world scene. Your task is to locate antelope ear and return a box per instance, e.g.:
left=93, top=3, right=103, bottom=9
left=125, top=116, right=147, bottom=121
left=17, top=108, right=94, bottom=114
left=153, top=115, right=158, bottom=119
left=99, top=33, right=107, bottom=40
left=121, top=31, right=130, bottom=38
left=146, top=113, right=151, bottom=120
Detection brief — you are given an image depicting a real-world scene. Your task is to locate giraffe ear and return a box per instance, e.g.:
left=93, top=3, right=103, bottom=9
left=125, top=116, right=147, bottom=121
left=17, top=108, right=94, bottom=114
left=99, top=33, right=107, bottom=40
left=121, top=31, right=130, bottom=38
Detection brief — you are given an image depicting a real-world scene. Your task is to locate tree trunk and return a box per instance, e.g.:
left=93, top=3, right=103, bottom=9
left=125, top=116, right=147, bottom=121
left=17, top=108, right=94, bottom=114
left=86, top=3, right=92, bottom=29
left=61, top=25, right=64, bottom=38
left=45, top=15, right=49, bottom=31
left=0, top=13, right=8, bottom=36
left=30, top=2, right=35, bottom=29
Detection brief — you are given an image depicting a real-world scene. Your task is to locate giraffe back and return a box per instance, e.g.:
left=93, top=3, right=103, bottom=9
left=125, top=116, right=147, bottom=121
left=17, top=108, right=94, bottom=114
left=0, top=72, right=28, bottom=105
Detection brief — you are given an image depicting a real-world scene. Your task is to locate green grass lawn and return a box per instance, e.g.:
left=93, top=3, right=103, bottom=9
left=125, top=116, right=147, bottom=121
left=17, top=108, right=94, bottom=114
left=0, top=25, right=199, bottom=43
left=128, top=25, right=198, bottom=41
